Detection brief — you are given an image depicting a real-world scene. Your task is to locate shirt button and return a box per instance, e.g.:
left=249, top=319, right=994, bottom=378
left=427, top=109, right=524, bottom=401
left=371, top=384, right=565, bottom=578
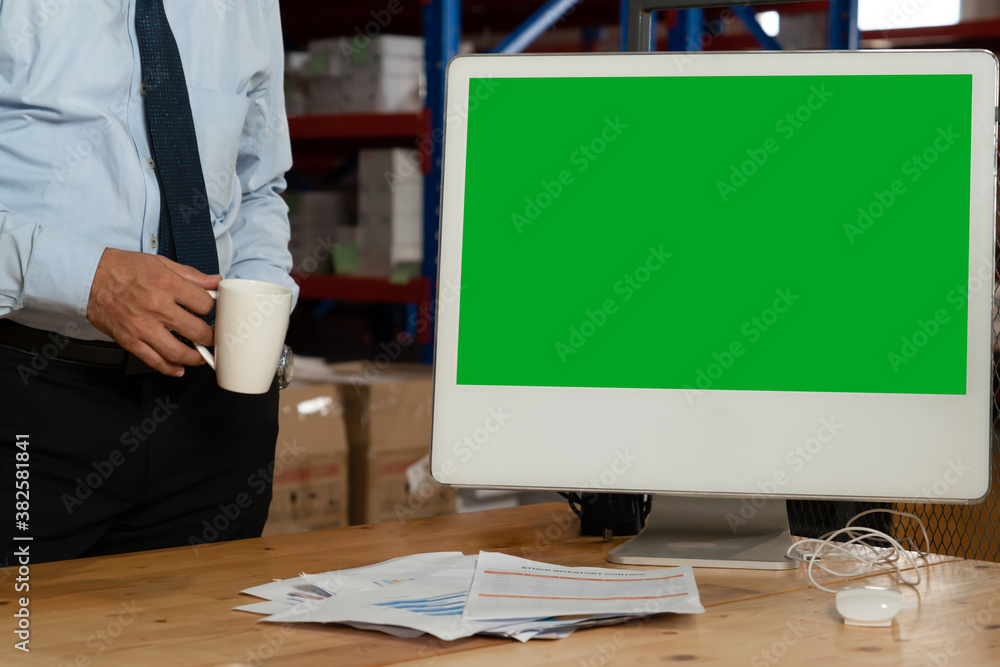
left=139, top=82, right=146, bottom=95
left=146, top=157, right=155, bottom=169
left=150, top=235, right=158, bottom=249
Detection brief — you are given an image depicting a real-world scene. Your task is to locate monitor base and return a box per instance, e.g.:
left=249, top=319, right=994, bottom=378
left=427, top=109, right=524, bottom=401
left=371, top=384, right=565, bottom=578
left=607, top=495, right=799, bottom=570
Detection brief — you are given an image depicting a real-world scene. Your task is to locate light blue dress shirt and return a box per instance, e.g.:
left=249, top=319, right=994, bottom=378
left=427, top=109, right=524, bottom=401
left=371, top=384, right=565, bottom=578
left=0, top=0, right=298, bottom=341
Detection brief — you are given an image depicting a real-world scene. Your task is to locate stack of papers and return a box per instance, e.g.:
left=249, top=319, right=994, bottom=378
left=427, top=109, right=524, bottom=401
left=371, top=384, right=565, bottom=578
left=236, top=551, right=703, bottom=642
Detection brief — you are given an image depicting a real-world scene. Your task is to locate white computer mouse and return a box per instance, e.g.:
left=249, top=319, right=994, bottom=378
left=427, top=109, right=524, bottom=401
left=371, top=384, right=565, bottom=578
left=835, top=586, right=903, bottom=627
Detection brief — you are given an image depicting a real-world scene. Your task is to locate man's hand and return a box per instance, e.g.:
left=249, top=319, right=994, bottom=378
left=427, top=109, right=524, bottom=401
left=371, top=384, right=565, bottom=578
left=86, top=248, right=222, bottom=377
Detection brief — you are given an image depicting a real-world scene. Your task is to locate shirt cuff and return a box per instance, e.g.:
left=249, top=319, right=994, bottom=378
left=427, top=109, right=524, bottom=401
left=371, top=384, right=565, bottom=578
left=22, top=227, right=107, bottom=318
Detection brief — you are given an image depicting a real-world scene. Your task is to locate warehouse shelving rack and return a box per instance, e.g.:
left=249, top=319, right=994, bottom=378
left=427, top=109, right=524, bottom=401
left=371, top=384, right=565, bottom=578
left=280, top=0, right=1000, bottom=363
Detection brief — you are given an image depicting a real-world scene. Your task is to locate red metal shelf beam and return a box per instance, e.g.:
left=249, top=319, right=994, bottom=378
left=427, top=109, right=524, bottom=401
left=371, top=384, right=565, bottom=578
left=861, top=17, right=1000, bottom=47
left=293, top=274, right=429, bottom=303
left=288, top=112, right=430, bottom=172
left=292, top=275, right=432, bottom=343
left=288, top=111, right=428, bottom=141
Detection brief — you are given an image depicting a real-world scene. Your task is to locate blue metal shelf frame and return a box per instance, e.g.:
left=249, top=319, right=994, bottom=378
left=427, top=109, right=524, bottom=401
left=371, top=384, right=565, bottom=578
left=627, top=1, right=859, bottom=51
left=420, top=0, right=584, bottom=363
left=490, top=0, right=584, bottom=54
left=421, top=0, right=461, bottom=364
left=668, top=9, right=704, bottom=51
left=419, top=0, right=858, bottom=362
left=732, top=5, right=784, bottom=50
left=828, top=0, right=860, bottom=50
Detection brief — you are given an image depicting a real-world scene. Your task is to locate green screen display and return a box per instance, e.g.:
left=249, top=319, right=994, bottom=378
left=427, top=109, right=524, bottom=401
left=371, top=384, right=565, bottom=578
left=456, top=75, right=972, bottom=394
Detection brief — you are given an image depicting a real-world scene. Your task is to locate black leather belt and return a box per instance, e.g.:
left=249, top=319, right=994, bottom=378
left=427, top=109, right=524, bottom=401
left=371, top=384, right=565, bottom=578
left=0, top=319, right=153, bottom=373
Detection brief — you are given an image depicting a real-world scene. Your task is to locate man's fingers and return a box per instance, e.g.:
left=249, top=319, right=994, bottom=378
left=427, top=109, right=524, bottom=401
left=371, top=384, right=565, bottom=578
left=164, top=264, right=217, bottom=316
left=160, top=256, right=222, bottom=290
left=149, top=326, right=205, bottom=368
left=176, top=287, right=217, bottom=318
left=87, top=248, right=222, bottom=377
left=165, top=306, right=215, bottom=348
left=129, top=340, right=185, bottom=378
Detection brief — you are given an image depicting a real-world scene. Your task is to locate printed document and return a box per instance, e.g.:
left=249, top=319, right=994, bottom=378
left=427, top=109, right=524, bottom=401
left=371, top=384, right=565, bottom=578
left=463, top=551, right=704, bottom=620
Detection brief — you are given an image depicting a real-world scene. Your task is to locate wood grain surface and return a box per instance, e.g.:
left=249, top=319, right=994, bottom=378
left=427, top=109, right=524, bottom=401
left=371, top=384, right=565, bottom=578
left=1, top=503, right=995, bottom=666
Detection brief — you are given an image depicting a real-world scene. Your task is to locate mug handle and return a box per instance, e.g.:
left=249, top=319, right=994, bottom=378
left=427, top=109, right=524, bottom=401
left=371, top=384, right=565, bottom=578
left=193, top=290, right=219, bottom=369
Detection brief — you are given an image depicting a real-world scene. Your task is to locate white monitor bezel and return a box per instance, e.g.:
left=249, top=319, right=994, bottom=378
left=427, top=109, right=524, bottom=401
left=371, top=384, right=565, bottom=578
left=431, top=50, right=998, bottom=503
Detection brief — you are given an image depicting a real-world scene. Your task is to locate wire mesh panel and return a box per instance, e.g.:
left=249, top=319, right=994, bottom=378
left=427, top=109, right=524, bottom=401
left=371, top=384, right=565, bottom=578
left=787, top=500, right=893, bottom=544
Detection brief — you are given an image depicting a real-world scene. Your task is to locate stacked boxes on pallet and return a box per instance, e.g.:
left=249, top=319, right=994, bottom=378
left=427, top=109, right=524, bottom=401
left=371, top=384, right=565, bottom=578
left=306, top=35, right=424, bottom=114
left=357, top=149, right=423, bottom=278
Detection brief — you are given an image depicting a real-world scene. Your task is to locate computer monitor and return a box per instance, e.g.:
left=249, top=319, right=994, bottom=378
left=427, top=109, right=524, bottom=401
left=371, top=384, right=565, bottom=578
left=429, top=50, right=998, bottom=569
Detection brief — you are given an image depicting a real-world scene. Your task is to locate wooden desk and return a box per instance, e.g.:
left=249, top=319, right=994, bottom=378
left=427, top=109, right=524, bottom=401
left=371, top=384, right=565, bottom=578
left=2, top=503, right=998, bottom=665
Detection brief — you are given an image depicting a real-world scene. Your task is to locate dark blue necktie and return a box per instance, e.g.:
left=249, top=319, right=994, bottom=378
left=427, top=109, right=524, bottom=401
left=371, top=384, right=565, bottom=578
left=135, top=0, right=220, bottom=276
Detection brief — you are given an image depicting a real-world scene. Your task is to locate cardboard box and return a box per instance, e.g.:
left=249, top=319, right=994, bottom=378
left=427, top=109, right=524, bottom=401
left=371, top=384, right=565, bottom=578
left=308, top=35, right=423, bottom=76
left=284, top=51, right=311, bottom=115
left=357, top=149, right=423, bottom=277
left=285, top=191, right=354, bottom=274
left=326, top=362, right=456, bottom=524
left=263, top=383, right=350, bottom=535
left=306, top=35, right=424, bottom=114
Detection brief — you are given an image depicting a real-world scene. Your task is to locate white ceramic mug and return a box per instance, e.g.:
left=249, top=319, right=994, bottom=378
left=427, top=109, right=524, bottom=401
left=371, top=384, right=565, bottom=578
left=194, top=278, right=293, bottom=394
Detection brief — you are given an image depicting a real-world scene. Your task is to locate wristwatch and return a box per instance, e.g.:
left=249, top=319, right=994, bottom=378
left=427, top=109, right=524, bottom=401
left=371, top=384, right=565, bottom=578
left=276, top=344, right=293, bottom=390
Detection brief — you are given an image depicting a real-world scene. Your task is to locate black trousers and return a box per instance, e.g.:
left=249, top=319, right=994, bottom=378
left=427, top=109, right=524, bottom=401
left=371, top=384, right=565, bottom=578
left=0, top=341, right=278, bottom=564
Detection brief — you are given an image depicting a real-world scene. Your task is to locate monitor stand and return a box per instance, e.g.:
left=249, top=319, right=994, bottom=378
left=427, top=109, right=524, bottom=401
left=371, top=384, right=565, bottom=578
left=607, top=495, right=798, bottom=570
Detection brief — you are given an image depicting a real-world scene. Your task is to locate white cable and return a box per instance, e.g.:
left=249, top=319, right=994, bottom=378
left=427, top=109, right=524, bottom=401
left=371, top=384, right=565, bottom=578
left=786, top=509, right=930, bottom=593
